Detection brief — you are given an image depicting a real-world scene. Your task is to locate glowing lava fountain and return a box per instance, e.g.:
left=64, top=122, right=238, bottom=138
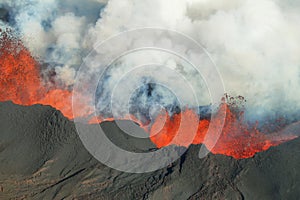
left=0, top=29, right=93, bottom=119
left=0, top=30, right=297, bottom=159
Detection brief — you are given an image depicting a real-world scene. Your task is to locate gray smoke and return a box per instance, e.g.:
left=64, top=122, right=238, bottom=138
left=1, top=0, right=300, bottom=122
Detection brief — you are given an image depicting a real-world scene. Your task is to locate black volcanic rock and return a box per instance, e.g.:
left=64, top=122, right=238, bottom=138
left=0, top=101, right=299, bottom=199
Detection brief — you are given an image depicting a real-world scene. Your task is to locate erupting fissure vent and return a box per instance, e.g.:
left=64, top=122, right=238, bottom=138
left=0, top=30, right=297, bottom=159
left=0, top=29, right=92, bottom=119
left=149, top=101, right=297, bottom=159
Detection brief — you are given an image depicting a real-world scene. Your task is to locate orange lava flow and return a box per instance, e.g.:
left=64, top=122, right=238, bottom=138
left=0, top=30, right=93, bottom=119
left=0, top=30, right=298, bottom=159
left=150, top=103, right=298, bottom=159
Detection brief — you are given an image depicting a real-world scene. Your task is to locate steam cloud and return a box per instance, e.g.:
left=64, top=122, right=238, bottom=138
left=1, top=0, right=300, bottom=122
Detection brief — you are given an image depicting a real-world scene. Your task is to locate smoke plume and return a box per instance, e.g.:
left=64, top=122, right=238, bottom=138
left=1, top=0, right=300, bottom=123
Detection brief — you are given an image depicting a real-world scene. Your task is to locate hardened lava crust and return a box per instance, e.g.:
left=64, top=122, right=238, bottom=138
left=0, top=101, right=299, bottom=199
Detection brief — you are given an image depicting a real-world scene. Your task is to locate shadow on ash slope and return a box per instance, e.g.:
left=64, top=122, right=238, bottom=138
left=0, top=101, right=299, bottom=200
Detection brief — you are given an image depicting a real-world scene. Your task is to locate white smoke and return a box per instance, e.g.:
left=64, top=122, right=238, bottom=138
left=1, top=0, right=300, bottom=121
left=0, top=0, right=106, bottom=84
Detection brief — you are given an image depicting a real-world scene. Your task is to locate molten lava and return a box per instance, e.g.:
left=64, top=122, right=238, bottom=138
left=0, top=30, right=298, bottom=159
left=150, top=103, right=297, bottom=159
left=0, top=30, right=92, bottom=119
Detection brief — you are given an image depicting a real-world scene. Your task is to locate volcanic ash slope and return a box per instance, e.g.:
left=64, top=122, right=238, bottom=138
left=0, top=102, right=299, bottom=199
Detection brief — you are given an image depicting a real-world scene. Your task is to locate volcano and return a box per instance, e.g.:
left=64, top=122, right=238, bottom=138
left=0, top=101, right=300, bottom=199
left=0, top=30, right=298, bottom=161
left=1, top=23, right=300, bottom=199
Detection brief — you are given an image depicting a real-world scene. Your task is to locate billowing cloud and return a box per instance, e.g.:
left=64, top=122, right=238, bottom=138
left=1, top=0, right=300, bottom=122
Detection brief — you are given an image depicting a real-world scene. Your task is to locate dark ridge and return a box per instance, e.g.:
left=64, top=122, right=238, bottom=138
left=0, top=101, right=299, bottom=199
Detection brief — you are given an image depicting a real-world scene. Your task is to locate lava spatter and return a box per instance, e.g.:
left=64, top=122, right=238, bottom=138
left=0, top=29, right=93, bottom=119
left=0, top=30, right=297, bottom=159
left=150, top=101, right=297, bottom=159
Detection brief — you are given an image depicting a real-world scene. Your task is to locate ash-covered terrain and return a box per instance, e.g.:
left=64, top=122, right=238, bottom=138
left=0, top=101, right=299, bottom=200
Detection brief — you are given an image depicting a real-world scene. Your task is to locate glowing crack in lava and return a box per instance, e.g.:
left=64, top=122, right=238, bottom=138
left=0, top=30, right=298, bottom=159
